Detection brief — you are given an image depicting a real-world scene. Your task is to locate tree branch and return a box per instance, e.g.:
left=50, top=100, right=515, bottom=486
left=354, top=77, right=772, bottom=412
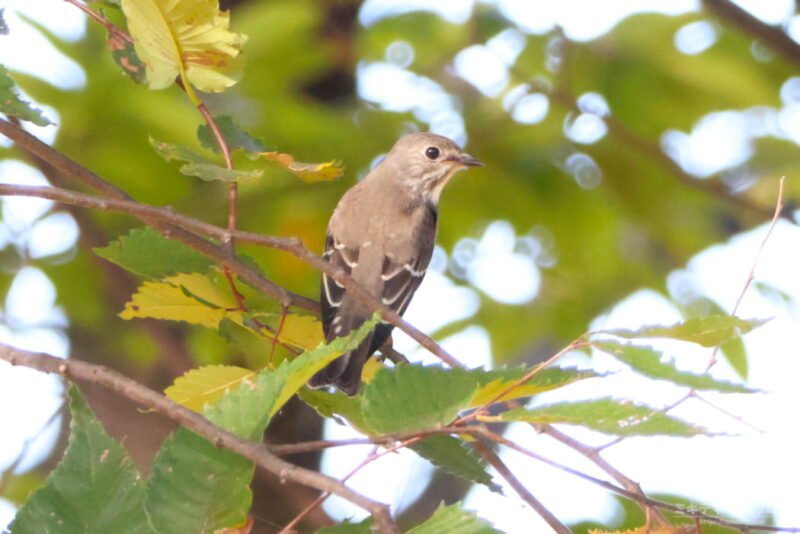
left=703, top=0, right=800, bottom=66
left=0, top=343, right=400, bottom=534
left=0, top=180, right=461, bottom=368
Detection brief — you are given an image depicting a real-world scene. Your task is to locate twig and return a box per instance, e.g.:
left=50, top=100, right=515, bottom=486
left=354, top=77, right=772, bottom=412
left=706, top=176, right=785, bottom=369
left=0, top=343, right=400, bottom=534
left=62, top=0, right=133, bottom=45
left=472, top=439, right=572, bottom=534
left=702, top=0, right=800, bottom=67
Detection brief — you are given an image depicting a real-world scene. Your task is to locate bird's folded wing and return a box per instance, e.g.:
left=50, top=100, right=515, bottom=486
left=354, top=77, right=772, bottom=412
left=380, top=253, right=427, bottom=317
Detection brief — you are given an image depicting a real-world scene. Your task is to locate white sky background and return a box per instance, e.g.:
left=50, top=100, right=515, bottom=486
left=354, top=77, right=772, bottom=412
left=1, top=0, right=800, bottom=531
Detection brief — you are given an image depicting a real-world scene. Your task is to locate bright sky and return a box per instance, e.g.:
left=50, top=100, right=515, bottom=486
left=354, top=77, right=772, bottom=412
left=2, top=0, right=799, bottom=531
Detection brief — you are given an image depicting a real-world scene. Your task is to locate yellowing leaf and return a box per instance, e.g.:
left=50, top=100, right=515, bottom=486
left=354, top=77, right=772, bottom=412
left=120, top=0, right=246, bottom=97
left=260, top=151, right=344, bottom=183
left=164, top=364, right=254, bottom=412
left=120, top=280, right=230, bottom=328
left=360, top=357, right=383, bottom=385
left=272, top=314, right=324, bottom=350
left=468, top=379, right=546, bottom=407
left=166, top=272, right=236, bottom=309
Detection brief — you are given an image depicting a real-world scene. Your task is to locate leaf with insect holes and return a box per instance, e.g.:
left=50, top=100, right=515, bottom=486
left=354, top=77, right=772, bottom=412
left=0, top=65, right=52, bottom=126
left=198, top=115, right=266, bottom=155
left=500, top=398, right=709, bottom=437
left=260, top=151, right=344, bottom=183
left=593, top=341, right=757, bottom=393
left=120, top=0, right=246, bottom=93
left=150, top=138, right=262, bottom=182
left=605, top=315, right=766, bottom=347
left=106, top=31, right=146, bottom=84
left=119, top=273, right=241, bottom=328
left=95, top=227, right=214, bottom=278
left=9, top=387, right=148, bottom=534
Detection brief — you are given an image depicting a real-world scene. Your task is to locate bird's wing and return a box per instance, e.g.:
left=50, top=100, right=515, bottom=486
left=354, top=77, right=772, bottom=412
left=380, top=253, right=429, bottom=318
left=320, top=234, right=359, bottom=338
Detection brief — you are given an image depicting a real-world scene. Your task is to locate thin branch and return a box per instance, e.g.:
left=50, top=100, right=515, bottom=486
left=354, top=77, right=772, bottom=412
left=62, top=0, right=133, bottom=45
left=472, top=439, right=572, bottom=534
left=0, top=343, right=400, bottom=534
left=0, top=178, right=460, bottom=368
left=702, top=0, right=800, bottom=66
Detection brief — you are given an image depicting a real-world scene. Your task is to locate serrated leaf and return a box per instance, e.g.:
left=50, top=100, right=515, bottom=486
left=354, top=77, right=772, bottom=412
left=605, top=315, right=767, bottom=347
left=500, top=398, right=708, bottom=437
left=94, top=227, right=213, bottom=278
left=107, top=31, right=146, bottom=83
left=272, top=314, right=380, bottom=416
left=198, top=115, right=265, bottom=154
left=362, top=366, right=479, bottom=434
left=150, top=138, right=263, bottom=182
left=406, top=502, right=502, bottom=534
left=119, top=278, right=235, bottom=328
left=9, top=387, right=148, bottom=534
left=120, top=0, right=246, bottom=93
left=593, top=341, right=756, bottom=393
left=260, top=151, right=344, bottom=183
left=145, top=363, right=291, bottom=533
left=299, top=388, right=372, bottom=433
left=164, top=364, right=254, bottom=412
left=468, top=367, right=598, bottom=407
left=0, top=65, right=52, bottom=126
left=409, top=435, right=496, bottom=489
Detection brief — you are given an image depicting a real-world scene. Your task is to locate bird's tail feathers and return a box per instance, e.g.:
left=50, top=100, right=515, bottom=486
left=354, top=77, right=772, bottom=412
left=307, top=315, right=375, bottom=396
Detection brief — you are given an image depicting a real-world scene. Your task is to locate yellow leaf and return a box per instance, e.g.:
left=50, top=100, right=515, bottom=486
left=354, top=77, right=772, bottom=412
left=468, top=379, right=554, bottom=408
left=166, top=272, right=236, bottom=309
left=120, top=280, right=229, bottom=328
left=260, top=151, right=344, bottom=183
left=120, top=0, right=246, bottom=96
left=272, top=314, right=325, bottom=351
left=165, top=364, right=254, bottom=412
left=360, top=357, right=383, bottom=385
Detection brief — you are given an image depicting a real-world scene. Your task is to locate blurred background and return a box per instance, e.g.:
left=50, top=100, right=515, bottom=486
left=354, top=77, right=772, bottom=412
left=1, top=0, right=799, bottom=532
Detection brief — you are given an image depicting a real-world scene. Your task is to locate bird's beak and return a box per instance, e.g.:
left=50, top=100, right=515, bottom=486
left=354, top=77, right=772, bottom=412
left=445, top=153, right=483, bottom=167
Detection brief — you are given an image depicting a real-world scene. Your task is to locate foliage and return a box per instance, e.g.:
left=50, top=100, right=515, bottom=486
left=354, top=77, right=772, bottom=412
left=0, top=0, right=789, bottom=532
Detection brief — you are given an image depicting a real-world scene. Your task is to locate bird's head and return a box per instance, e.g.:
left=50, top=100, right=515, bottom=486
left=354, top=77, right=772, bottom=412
left=382, top=132, right=482, bottom=204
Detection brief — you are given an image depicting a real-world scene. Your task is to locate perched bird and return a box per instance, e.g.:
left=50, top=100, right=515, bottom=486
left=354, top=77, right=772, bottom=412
left=308, top=132, right=482, bottom=395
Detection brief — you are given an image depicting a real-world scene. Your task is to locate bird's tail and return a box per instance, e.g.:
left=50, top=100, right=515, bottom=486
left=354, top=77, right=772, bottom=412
left=307, top=333, right=374, bottom=396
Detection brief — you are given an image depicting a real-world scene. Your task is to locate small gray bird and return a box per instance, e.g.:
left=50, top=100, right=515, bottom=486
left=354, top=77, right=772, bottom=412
left=308, top=132, right=482, bottom=395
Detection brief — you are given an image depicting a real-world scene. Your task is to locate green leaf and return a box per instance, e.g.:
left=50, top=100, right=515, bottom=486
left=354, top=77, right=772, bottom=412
left=362, top=366, right=479, bottom=434
left=605, top=315, right=767, bottom=347
left=272, top=314, right=380, bottom=416
left=469, top=366, right=598, bottom=407
left=0, top=65, right=52, bottom=126
left=94, top=227, right=213, bottom=278
left=312, top=519, right=373, bottom=534
left=720, top=335, right=748, bottom=380
left=409, top=434, right=497, bottom=490
left=150, top=137, right=263, bottom=182
left=593, top=341, right=756, bottom=393
left=107, top=31, right=146, bottom=84
left=406, top=502, right=502, bottom=534
left=198, top=115, right=266, bottom=154
left=500, top=398, right=708, bottom=437
left=298, top=388, right=372, bottom=433
left=145, top=364, right=290, bottom=533
left=9, top=386, right=148, bottom=534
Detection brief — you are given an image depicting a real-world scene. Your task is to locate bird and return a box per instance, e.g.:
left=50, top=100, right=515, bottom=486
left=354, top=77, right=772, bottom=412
left=308, top=132, right=482, bottom=395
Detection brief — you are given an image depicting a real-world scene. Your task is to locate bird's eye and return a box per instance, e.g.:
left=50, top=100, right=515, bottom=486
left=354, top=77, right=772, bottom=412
left=425, top=146, right=440, bottom=160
